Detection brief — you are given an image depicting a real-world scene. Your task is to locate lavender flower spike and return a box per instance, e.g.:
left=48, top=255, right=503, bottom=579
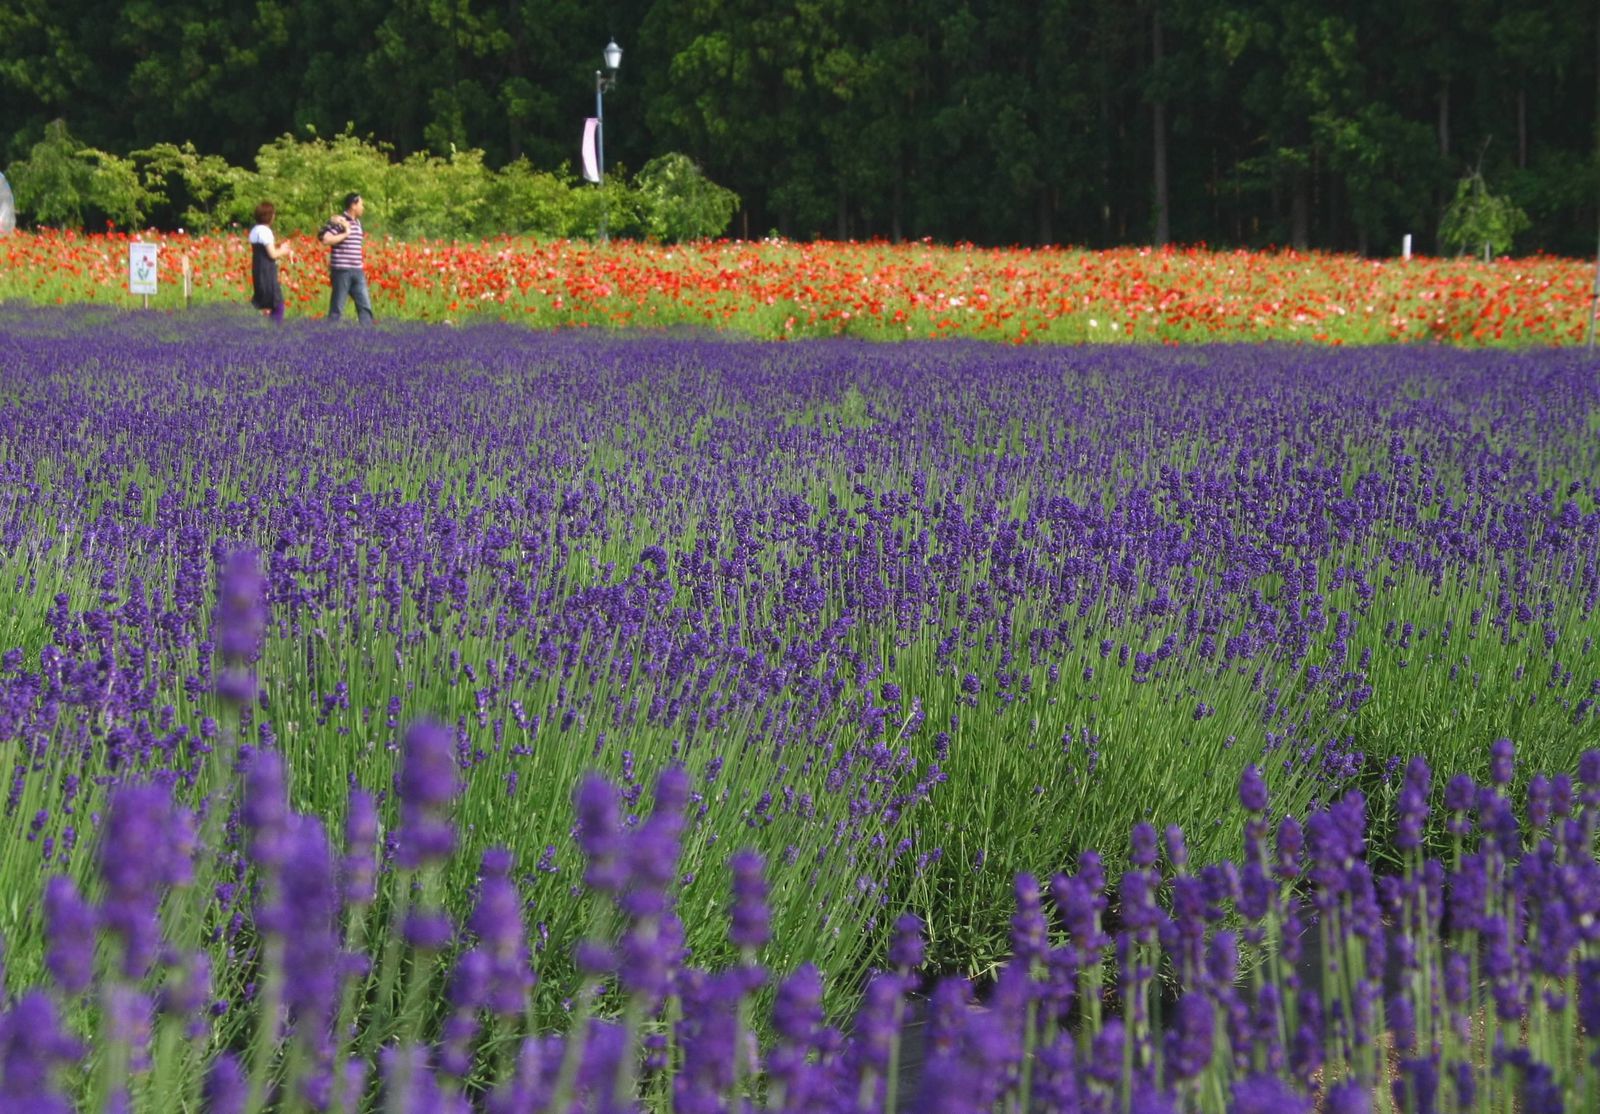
left=729, top=849, right=770, bottom=951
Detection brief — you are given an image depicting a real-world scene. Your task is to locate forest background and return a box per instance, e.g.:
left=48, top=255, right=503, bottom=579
left=2, top=0, right=1598, bottom=254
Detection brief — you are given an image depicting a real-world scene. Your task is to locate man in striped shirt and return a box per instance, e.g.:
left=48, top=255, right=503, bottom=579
left=320, top=192, right=374, bottom=322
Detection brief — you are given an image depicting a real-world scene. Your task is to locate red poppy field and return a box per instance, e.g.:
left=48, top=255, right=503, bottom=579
left=1, top=227, right=1593, bottom=345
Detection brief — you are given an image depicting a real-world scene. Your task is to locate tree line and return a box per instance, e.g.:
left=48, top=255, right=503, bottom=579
left=3, top=0, right=1597, bottom=254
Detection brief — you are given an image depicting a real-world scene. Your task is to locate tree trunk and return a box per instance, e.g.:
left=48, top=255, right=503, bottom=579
left=1438, top=78, right=1451, bottom=158
left=1436, top=77, right=1453, bottom=253
left=1151, top=3, right=1170, bottom=246
left=1518, top=87, right=1527, bottom=169
left=1291, top=169, right=1310, bottom=251
left=892, top=157, right=904, bottom=244
left=1100, top=67, right=1114, bottom=246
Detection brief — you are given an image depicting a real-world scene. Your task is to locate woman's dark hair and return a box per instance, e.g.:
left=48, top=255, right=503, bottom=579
left=254, top=201, right=276, bottom=226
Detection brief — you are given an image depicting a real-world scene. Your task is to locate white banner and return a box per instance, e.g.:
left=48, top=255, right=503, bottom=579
left=129, top=242, right=158, bottom=295
left=581, top=118, right=601, bottom=183
left=0, top=171, right=15, bottom=236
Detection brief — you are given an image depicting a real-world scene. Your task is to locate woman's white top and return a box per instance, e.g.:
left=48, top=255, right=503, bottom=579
left=248, top=224, right=275, bottom=246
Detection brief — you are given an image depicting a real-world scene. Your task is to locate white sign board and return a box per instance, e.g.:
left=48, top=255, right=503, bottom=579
left=129, top=242, right=158, bottom=295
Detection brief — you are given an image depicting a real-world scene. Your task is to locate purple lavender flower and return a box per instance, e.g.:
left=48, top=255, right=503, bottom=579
left=397, top=719, right=458, bottom=809
left=340, top=787, right=378, bottom=906
left=1551, top=774, right=1574, bottom=818
left=1164, top=824, right=1189, bottom=870
left=201, top=1051, right=247, bottom=1114
left=1289, top=990, right=1324, bottom=1085
left=1275, top=816, right=1303, bottom=880
left=852, top=969, right=908, bottom=1086
left=1163, top=992, right=1214, bottom=1082
left=99, top=782, right=193, bottom=977
left=574, top=774, right=625, bottom=895
left=467, top=847, right=534, bottom=1014
left=1230, top=1072, right=1311, bottom=1114
left=1477, top=786, right=1519, bottom=851
left=1129, top=821, right=1159, bottom=867
left=279, top=817, right=341, bottom=1029
left=620, top=764, right=689, bottom=919
left=771, top=963, right=825, bottom=1043
left=1488, top=737, right=1515, bottom=786
left=395, top=719, right=459, bottom=870
left=1576, top=958, right=1600, bottom=1036
left=42, top=876, right=96, bottom=995
left=573, top=1018, right=629, bottom=1112
left=440, top=949, right=490, bottom=1079
left=1443, top=772, right=1475, bottom=812
left=675, top=968, right=757, bottom=1105
left=1324, top=1079, right=1372, bottom=1114
left=1393, top=1055, right=1440, bottom=1114
left=1129, top=1086, right=1179, bottom=1114
left=1010, top=872, right=1049, bottom=964
left=402, top=909, right=453, bottom=953
left=1395, top=755, right=1430, bottom=852
left=157, top=951, right=213, bottom=1033
left=380, top=1043, right=469, bottom=1114
left=1517, top=1059, right=1562, bottom=1114
left=241, top=746, right=289, bottom=869
left=0, top=991, right=83, bottom=1114
left=1086, top=1016, right=1126, bottom=1085
left=1239, top=765, right=1269, bottom=812
left=1526, top=773, right=1552, bottom=831
left=729, top=849, right=770, bottom=950
left=618, top=911, right=681, bottom=1008
left=214, top=548, right=267, bottom=662
left=1579, top=750, right=1600, bottom=807
left=888, top=912, right=925, bottom=970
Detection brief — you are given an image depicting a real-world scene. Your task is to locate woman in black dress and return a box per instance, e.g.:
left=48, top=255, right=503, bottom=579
left=248, top=201, right=292, bottom=322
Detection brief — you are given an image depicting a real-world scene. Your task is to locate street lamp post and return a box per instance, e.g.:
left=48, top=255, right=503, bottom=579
left=595, top=39, right=622, bottom=243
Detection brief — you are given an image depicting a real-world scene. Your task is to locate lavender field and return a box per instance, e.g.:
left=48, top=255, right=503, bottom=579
left=1, top=303, right=1598, bottom=1112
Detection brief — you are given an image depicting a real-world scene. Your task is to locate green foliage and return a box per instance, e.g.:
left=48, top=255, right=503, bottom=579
left=634, top=152, right=740, bottom=242
left=224, top=129, right=400, bottom=233
left=566, top=171, right=644, bottom=240
left=486, top=158, right=584, bottom=237
left=138, top=129, right=729, bottom=242
left=388, top=147, right=494, bottom=240
left=1313, top=105, right=1441, bottom=251
left=1440, top=169, right=1531, bottom=260
left=9, top=120, right=155, bottom=229
left=130, top=142, right=244, bottom=231
left=4, top=0, right=1600, bottom=251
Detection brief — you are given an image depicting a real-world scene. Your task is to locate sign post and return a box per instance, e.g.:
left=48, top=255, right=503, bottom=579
left=182, top=254, right=192, bottom=309
left=129, top=241, right=158, bottom=307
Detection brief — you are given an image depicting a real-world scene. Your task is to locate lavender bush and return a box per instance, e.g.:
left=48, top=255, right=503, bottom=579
left=3, top=720, right=1597, bottom=1110
left=0, top=303, right=1597, bottom=1108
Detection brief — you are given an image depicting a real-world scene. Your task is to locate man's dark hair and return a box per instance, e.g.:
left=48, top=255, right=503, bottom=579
left=343, top=192, right=362, bottom=211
